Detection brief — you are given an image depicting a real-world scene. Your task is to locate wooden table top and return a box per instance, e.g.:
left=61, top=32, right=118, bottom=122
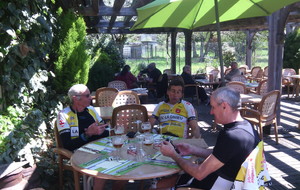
left=240, top=93, right=262, bottom=104
left=71, top=136, right=208, bottom=181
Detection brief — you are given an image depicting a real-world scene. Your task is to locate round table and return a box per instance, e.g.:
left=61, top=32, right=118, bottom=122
left=71, top=135, right=208, bottom=189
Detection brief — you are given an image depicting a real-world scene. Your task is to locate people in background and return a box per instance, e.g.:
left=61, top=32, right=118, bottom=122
left=139, top=62, right=162, bottom=84
left=181, top=65, right=209, bottom=104
left=149, top=79, right=201, bottom=138
left=225, top=61, right=241, bottom=81
left=115, top=65, right=138, bottom=89
left=152, top=87, right=260, bottom=190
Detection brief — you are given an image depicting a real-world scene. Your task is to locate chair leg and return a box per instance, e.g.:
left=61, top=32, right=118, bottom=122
left=73, top=170, right=81, bottom=190
left=258, top=123, right=263, bottom=140
left=58, top=156, right=64, bottom=190
left=274, top=122, right=279, bottom=144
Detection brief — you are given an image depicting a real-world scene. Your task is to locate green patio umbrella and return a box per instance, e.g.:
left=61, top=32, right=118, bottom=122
left=131, top=0, right=300, bottom=82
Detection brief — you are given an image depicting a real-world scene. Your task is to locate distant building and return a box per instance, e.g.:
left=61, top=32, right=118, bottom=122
left=123, top=34, right=158, bottom=59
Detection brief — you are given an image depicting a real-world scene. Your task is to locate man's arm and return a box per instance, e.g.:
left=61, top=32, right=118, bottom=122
left=161, top=142, right=223, bottom=181
left=173, top=153, right=224, bottom=181
left=188, top=120, right=200, bottom=138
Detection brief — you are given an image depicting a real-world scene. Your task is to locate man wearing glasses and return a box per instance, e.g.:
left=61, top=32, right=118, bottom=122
left=149, top=79, right=200, bottom=138
left=57, top=84, right=109, bottom=151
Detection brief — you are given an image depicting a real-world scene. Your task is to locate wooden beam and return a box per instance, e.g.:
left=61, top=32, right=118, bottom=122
left=171, top=32, right=177, bottom=74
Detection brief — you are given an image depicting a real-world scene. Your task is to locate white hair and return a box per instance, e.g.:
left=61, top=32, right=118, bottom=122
left=68, top=84, right=88, bottom=101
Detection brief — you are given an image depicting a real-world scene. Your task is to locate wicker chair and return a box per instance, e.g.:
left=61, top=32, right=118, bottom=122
left=251, top=79, right=268, bottom=96
left=112, top=90, right=140, bottom=108
left=282, top=68, right=296, bottom=98
left=238, top=67, right=247, bottom=75
left=247, top=66, right=263, bottom=82
left=241, top=90, right=280, bottom=144
left=111, top=104, right=148, bottom=135
left=94, top=87, right=118, bottom=107
left=226, top=81, right=247, bottom=94
left=163, top=69, right=172, bottom=75
left=53, top=121, right=80, bottom=190
left=224, top=68, right=232, bottom=75
left=263, top=66, right=268, bottom=78
left=231, top=75, right=247, bottom=83
left=108, top=80, right=127, bottom=90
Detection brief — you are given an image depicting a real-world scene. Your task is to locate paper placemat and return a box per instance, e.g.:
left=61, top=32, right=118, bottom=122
left=79, top=157, right=142, bottom=176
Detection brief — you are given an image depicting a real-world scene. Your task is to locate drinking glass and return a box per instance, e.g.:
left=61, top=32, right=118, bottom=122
left=143, top=134, right=154, bottom=147
left=141, top=122, right=151, bottom=133
left=114, top=125, right=125, bottom=135
left=111, top=135, right=125, bottom=160
left=134, top=120, right=142, bottom=135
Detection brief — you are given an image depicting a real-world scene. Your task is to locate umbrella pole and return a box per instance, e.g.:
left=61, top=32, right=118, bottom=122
left=214, top=0, right=225, bottom=85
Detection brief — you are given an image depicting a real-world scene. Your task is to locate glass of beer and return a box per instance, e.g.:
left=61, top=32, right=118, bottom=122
left=141, top=122, right=151, bottom=133
left=114, top=125, right=125, bottom=135
left=112, top=135, right=125, bottom=160
left=143, top=134, right=154, bottom=146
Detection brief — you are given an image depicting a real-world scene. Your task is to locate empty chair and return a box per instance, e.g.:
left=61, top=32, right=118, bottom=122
left=112, top=90, right=140, bottom=108
left=239, top=64, right=249, bottom=70
left=208, top=69, right=219, bottom=81
left=108, top=80, right=127, bottom=90
left=238, top=67, right=247, bottom=75
left=231, top=75, right=247, bottom=83
left=163, top=69, right=172, bottom=75
left=226, top=81, right=247, bottom=94
left=282, top=68, right=296, bottom=97
left=241, top=90, right=280, bottom=144
left=94, top=87, right=118, bottom=107
left=53, top=121, right=80, bottom=190
left=247, top=66, right=262, bottom=82
left=111, top=104, right=148, bottom=134
left=251, top=79, right=268, bottom=96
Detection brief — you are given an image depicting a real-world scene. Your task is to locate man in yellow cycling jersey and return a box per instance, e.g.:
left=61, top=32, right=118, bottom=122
left=149, top=79, right=200, bottom=138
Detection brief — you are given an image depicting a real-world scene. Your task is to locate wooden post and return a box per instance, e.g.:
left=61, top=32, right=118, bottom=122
left=171, top=32, right=177, bottom=74
left=184, top=30, right=192, bottom=67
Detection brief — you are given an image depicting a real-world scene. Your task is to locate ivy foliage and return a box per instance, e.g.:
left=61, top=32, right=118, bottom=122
left=53, top=9, right=91, bottom=94
left=0, top=0, right=61, bottom=167
left=283, top=28, right=300, bottom=73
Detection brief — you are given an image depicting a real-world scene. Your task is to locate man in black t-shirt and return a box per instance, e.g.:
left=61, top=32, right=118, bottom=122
left=154, top=87, right=260, bottom=190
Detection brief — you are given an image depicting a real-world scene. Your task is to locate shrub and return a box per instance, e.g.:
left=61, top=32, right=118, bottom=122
left=53, top=10, right=90, bottom=94
left=283, top=28, right=300, bottom=73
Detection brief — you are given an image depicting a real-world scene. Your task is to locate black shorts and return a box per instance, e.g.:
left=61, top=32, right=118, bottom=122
left=175, top=172, right=218, bottom=190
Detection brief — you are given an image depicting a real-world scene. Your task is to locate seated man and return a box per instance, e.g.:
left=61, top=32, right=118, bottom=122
left=57, top=84, right=111, bottom=189
left=149, top=79, right=201, bottom=138
left=225, top=61, right=241, bottom=81
left=57, top=84, right=109, bottom=151
left=181, top=65, right=209, bottom=103
left=155, top=87, right=260, bottom=190
left=139, top=62, right=162, bottom=84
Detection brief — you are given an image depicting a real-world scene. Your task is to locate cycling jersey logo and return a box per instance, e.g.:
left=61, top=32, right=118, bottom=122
left=176, top=108, right=181, bottom=113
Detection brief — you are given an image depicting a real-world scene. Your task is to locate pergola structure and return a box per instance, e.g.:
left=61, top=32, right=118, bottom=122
left=59, top=0, right=300, bottom=34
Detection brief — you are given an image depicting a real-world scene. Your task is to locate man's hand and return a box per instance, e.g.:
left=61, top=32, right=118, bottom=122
left=160, top=141, right=178, bottom=157
left=85, top=123, right=108, bottom=137
left=176, top=143, right=194, bottom=156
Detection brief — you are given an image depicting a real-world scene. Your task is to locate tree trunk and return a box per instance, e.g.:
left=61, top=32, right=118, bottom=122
left=246, top=30, right=256, bottom=69
left=192, top=37, right=198, bottom=58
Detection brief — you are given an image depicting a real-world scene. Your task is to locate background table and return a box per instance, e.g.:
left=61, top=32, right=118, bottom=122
left=240, top=93, right=262, bottom=104
left=71, top=137, right=208, bottom=182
